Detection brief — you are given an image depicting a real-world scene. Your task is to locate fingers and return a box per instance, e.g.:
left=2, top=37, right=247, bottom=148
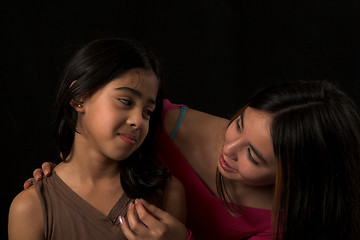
left=135, top=199, right=189, bottom=240
left=135, top=199, right=164, bottom=228
left=29, top=162, right=57, bottom=189
left=120, top=199, right=189, bottom=240
left=120, top=200, right=162, bottom=239
left=41, top=162, right=56, bottom=176
left=32, top=169, right=43, bottom=181
left=119, top=216, right=136, bottom=240
left=23, top=178, right=35, bottom=189
left=127, top=202, right=148, bottom=234
left=135, top=199, right=171, bottom=238
left=25, top=162, right=57, bottom=190
left=139, top=198, right=169, bottom=222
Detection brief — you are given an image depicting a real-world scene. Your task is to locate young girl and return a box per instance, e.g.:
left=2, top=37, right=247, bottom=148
left=9, top=38, right=190, bottom=240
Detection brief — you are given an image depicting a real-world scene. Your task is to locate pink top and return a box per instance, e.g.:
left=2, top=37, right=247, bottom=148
left=155, top=100, right=273, bottom=240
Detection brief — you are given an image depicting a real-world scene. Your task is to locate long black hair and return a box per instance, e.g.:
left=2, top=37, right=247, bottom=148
left=250, top=81, right=360, bottom=239
left=217, top=80, right=360, bottom=239
left=53, top=38, right=169, bottom=198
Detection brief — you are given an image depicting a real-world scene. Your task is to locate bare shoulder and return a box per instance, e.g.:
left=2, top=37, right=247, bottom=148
left=8, top=187, right=44, bottom=240
left=9, top=187, right=42, bottom=220
left=164, top=176, right=185, bottom=197
left=183, top=108, right=229, bottom=139
left=162, top=176, right=186, bottom=224
left=164, top=106, right=229, bottom=142
left=164, top=106, right=229, bottom=194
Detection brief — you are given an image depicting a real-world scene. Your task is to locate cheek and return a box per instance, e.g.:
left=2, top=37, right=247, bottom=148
left=238, top=161, right=276, bottom=185
left=88, top=102, right=116, bottom=123
left=250, top=169, right=276, bottom=185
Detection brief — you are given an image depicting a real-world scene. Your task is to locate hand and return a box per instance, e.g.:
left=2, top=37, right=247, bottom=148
left=23, top=162, right=57, bottom=189
left=120, top=199, right=189, bottom=240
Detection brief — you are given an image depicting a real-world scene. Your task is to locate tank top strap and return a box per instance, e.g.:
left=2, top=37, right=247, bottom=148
left=169, top=106, right=187, bottom=140
left=162, top=99, right=188, bottom=140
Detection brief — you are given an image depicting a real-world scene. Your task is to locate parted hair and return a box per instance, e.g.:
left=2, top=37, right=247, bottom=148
left=53, top=38, right=169, bottom=198
left=218, top=80, right=360, bottom=239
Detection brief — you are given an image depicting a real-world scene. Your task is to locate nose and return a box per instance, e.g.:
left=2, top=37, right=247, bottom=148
left=223, top=137, right=243, bottom=162
left=127, top=108, right=143, bottom=129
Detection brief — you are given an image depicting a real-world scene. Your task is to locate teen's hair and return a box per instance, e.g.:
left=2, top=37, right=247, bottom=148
left=53, top=38, right=170, bottom=198
left=217, top=81, right=360, bottom=239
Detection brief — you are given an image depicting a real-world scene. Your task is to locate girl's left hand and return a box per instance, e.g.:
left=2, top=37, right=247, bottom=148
left=119, top=199, right=189, bottom=240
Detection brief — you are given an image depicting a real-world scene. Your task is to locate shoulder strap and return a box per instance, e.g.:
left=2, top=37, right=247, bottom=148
left=169, top=106, right=188, bottom=140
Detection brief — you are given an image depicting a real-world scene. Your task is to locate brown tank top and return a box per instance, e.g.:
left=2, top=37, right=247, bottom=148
left=34, top=171, right=164, bottom=240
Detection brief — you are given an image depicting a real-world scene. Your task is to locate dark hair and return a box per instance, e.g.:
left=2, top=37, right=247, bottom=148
left=53, top=38, right=170, bottom=198
left=217, top=81, right=360, bottom=239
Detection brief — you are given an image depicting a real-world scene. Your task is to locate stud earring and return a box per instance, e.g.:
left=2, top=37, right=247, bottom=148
left=78, top=104, right=83, bottom=108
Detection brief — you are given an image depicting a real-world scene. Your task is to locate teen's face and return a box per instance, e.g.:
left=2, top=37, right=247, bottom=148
left=218, top=107, right=276, bottom=187
left=76, top=68, right=158, bottom=161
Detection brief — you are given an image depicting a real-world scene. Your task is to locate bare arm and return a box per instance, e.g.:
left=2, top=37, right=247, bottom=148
left=164, top=106, right=228, bottom=194
left=8, top=187, right=45, bottom=240
left=162, top=176, right=187, bottom=224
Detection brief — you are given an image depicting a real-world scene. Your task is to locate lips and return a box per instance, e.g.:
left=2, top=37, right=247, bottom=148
left=118, top=133, right=137, bottom=146
left=219, top=154, right=238, bottom=173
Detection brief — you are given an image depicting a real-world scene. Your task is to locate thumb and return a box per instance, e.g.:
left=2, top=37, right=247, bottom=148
left=139, top=198, right=170, bottom=222
left=139, top=199, right=189, bottom=240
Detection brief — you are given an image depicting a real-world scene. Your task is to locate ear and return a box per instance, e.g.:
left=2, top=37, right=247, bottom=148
left=70, top=98, right=85, bottom=112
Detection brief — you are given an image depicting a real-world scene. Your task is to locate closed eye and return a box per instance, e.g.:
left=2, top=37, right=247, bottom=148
left=236, top=118, right=241, bottom=131
left=235, top=112, right=244, bottom=131
left=247, top=148, right=259, bottom=165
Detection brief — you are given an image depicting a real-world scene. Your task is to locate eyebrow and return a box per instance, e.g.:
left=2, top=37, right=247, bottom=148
left=240, top=111, right=244, bottom=130
left=114, top=87, right=156, bottom=105
left=241, top=109, right=268, bottom=165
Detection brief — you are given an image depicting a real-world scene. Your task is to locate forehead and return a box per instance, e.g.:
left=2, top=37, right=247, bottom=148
left=243, top=107, right=272, bottom=131
left=111, top=68, right=158, bottom=87
left=108, top=69, right=158, bottom=95
left=243, top=107, right=275, bottom=165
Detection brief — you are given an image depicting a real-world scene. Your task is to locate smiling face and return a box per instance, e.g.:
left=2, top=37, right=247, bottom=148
left=218, top=107, right=276, bottom=187
left=74, top=68, right=158, bottom=161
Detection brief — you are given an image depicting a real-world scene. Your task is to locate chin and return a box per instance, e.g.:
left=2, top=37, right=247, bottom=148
left=217, top=165, right=242, bottom=181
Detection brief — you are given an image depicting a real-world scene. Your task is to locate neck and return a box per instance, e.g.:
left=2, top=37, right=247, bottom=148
left=61, top=156, right=120, bottom=182
left=57, top=140, right=121, bottom=184
left=225, top=178, right=274, bottom=210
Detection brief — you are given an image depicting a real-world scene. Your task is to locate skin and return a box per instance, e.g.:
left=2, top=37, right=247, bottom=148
left=25, top=104, right=277, bottom=236
left=217, top=108, right=276, bottom=207
left=165, top=106, right=275, bottom=209
left=9, top=69, right=188, bottom=240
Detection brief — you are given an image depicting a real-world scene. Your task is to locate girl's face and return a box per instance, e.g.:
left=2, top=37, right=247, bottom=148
left=218, top=107, right=276, bottom=187
left=75, top=68, right=158, bottom=161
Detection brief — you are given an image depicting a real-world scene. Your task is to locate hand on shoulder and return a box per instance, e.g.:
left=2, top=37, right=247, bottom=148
left=24, top=162, right=57, bottom=189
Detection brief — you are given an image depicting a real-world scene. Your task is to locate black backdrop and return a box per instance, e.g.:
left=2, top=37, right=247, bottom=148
left=2, top=1, right=359, bottom=238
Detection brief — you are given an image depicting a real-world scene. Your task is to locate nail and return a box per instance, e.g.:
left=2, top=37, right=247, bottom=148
left=119, top=216, right=123, bottom=224
left=44, top=170, right=49, bottom=176
left=128, top=202, right=134, bottom=210
left=140, top=198, right=148, bottom=205
left=134, top=199, right=139, bottom=205
left=23, top=182, right=31, bottom=189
